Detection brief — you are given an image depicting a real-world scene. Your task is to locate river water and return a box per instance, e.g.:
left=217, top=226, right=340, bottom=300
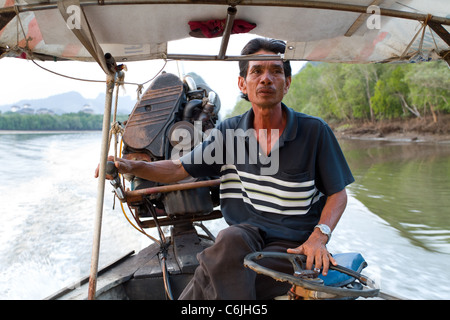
left=0, top=131, right=449, bottom=300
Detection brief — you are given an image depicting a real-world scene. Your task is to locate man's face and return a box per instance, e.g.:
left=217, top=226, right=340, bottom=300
left=238, top=50, right=291, bottom=109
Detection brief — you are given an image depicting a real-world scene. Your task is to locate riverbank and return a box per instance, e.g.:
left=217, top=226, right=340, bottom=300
left=2, top=115, right=450, bottom=143
left=0, top=130, right=100, bottom=134
left=331, top=115, right=450, bottom=143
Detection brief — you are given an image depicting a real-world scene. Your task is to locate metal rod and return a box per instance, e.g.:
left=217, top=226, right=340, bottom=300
left=218, top=6, right=237, bottom=60
left=166, top=53, right=285, bottom=61
left=87, top=72, right=115, bottom=300
left=140, top=209, right=223, bottom=228
left=125, top=179, right=220, bottom=199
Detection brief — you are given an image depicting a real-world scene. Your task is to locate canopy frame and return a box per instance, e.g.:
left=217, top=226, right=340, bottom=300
left=2, top=1, right=449, bottom=64
left=1, top=0, right=449, bottom=64
left=2, top=0, right=450, bottom=27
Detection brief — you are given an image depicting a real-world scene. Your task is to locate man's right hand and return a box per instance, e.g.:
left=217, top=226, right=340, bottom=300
left=94, top=155, right=120, bottom=180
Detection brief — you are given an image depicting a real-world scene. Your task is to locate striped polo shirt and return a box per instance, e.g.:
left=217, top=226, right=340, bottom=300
left=181, top=104, right=354, bottom=243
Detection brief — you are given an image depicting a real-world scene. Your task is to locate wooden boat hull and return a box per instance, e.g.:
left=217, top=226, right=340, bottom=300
left=46, top=224, right=214, bottom=300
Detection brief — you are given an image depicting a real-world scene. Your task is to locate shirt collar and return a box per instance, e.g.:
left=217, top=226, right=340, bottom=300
left=236, top=103, right=298, bottom=143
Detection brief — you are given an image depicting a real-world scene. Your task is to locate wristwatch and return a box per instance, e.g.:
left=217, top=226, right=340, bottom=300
left=315, top=224, right=331, bottom=244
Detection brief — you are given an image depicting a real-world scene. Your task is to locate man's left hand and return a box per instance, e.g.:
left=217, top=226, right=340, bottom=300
left=286, top=230, right=337, bottom=276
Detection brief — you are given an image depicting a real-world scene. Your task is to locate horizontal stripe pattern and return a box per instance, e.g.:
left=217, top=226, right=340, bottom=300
left=220, top=164, right=322, bottom=215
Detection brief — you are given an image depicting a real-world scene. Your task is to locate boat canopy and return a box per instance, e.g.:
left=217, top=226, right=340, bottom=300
left=1, top=0, right=449, bottom=73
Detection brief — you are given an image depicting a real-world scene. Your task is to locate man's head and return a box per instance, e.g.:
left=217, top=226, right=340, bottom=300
left=238, top=38, right=292, bottom=106
left=239, top=38, right=291, bottom=80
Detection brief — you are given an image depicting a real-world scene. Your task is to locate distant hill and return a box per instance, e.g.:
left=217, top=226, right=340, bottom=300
left=0, top=91, right=136, bottom=115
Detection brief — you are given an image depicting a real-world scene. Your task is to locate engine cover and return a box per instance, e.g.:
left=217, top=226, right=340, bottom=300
left=123, top=72, right=185, bottom=159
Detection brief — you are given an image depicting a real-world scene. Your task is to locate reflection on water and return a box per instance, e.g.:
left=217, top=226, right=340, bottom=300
left=340, top=139, right=450, bottom=254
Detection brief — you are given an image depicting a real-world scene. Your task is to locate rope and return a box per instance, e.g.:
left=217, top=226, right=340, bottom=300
left=109, top=81, right=123, bottom=161
left=400, top=13, right=440, bottom=61
left=29, top=59, right=167, bottom=101
left=120, top=200, right=160, bottom=244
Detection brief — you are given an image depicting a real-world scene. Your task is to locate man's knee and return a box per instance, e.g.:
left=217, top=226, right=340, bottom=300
left=215, top=224, right=263, bottom=248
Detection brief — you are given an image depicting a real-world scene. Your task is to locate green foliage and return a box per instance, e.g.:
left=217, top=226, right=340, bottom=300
left=406, top=61, right=450, bottom=116
left=227, top=61, right=449, bottom=122
left=0, top=112, right=128, bottom=131
left=225, top=98, right=252, bottom=118
left=371, top=65, right=409, bottom=119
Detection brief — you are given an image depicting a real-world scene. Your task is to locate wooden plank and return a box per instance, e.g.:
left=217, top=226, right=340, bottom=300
left=428, top=21, right=450, bottom=46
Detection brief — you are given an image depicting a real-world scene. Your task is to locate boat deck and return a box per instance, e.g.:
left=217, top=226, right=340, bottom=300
left=46, top=226, right=213, bottom=300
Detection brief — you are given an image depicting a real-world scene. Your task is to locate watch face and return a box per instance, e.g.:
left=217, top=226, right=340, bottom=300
left=315, top=224, right=331, bottom=244
left=317, top=224, right=331, bottom=236
left=321, top=225, right=331, bottom=235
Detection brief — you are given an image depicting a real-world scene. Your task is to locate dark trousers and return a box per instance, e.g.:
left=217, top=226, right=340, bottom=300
left=178, top=224, right=299, bottom=300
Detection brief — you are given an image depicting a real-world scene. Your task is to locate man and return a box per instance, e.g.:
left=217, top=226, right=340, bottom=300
left=96, top=38, right=354, bottom=299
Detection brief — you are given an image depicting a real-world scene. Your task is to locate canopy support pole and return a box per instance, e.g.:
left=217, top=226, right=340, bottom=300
left=217, top=6, right=237, bottom=60
left=57, top=0, right=115, bottom=300
left=428, top=22, right=450, bottom=47
left=427, top=22, right=450, bottom=67
left=88, top=72, right=115, bottom=300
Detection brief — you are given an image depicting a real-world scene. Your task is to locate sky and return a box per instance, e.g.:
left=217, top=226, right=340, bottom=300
left=0, top=34, right=306, bottom=117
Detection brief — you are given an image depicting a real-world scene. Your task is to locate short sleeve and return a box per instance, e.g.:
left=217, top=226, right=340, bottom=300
left=180, top=127, right=224, bottom=178
left=315, top=124, right=354, bottom=195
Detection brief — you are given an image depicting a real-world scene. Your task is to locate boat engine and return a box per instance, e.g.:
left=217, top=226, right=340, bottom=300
left=120, top=72, right=221, bottom=225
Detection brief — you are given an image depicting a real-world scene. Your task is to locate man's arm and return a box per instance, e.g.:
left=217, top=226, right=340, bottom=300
left=95, top=156, right=190, bottom=184
left=287, top=188, right=348, bottom=276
